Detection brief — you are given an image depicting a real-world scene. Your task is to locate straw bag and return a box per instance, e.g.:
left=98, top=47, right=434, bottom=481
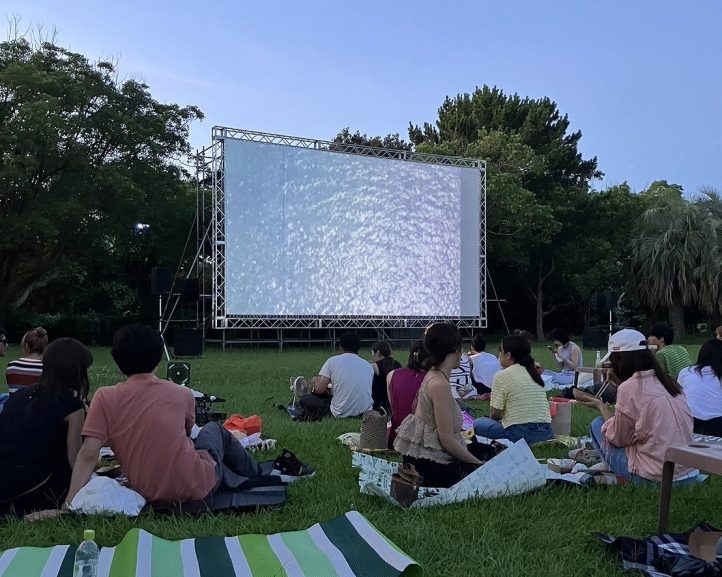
left=359, top=408, right=388, bottom=450
left=391, top=463, right=424, bottom=507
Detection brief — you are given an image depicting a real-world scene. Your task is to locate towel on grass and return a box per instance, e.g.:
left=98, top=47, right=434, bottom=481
left=0, top=511, right=421, bottom=577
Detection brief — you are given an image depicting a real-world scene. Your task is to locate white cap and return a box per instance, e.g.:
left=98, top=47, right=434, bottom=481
left=601, top=328, right=657, bottom=363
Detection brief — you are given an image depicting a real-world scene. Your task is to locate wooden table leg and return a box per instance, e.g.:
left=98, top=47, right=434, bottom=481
left=658, top=460, right=675, bottom=532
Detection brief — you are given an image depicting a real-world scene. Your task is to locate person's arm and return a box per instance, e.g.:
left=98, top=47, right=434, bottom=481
left=65, top=436, right=103, bottom=505
left=488, top=376, right=506, bottom=421
left=386, top=369, right=396, bottom=408
left=575, top=394, right=614, bottom=422
left=65, top=409, right=85, bottom=468
left=427, top=378, right=482, bottom=465
left=489, top=407, right=503, bottom=421
left=372, top=362, right=380, bottom=376
left=312, top=375, right=331, bottom=395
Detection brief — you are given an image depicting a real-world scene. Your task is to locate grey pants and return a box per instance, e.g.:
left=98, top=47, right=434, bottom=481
left=194, top=422, right=261, bottom=490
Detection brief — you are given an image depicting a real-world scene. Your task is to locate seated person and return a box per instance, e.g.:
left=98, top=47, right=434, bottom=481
left=66, top=325, right=273, bottom=506
left=473, top=335, right=554, bottom=444
left=0, top=338, right=90, bottom=516
left=299, top=333, right=373, bottom=419
left=394, top=323, right=482, bottom=488
left=542, top=328, right=583, bottom=387
left=576, top=329, right=697, bottom=485
left=370, top=341, right=402, bottom=410
left=5, top=327, right=47, bottom=393
left=386, top=340, right=427, bottom=449
left=647, top=322, right=693, bottom=380
left=678, top=339, right=722, bottom=436
left=450, top=350, right=475, bottom=399
left=469, top=334, right=501, bottom=394
left=0, top=327, right=6, bottom=359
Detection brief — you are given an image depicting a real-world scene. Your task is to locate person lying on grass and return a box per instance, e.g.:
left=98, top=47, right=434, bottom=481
left=393, top=323, right=482, bottom=488
left=472, top=335, right=554, bottom=445
left=575, top=329, right=698, bottom=485
left=65, top=324, right=289, bottom=509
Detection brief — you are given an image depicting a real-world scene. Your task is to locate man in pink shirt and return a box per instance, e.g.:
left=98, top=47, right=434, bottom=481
left=575, top=329, right=697, bottom=484
left=65, top=325, right=268, bottom=505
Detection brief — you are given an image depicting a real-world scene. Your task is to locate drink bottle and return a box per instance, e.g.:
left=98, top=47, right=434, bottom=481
left=73, top=529, right=99, bottom=577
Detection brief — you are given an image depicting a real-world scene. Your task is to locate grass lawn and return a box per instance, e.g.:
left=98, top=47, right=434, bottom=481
left=0, top=340, right=718, bottom=577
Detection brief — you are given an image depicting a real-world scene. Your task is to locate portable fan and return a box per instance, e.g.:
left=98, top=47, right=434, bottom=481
left=289, top=376, right=311, bottom=409
left=167, top=362, right=191, bottom=386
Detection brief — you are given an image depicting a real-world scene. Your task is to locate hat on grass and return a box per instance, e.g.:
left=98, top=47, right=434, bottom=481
left=601, top=328, right=657, bottom=363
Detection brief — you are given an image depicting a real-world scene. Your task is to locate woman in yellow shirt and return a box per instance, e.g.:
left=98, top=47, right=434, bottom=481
left=473, top=335, right=553, bottom=444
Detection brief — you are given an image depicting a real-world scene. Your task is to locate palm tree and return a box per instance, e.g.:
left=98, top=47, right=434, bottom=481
left=630, top=194, right=721, bottom=337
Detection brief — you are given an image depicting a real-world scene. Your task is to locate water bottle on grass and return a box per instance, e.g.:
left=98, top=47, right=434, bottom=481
left=73, top=529, right=99, bottom=577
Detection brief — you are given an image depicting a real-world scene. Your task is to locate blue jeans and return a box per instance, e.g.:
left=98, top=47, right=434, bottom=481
left=542, top=369, right=575, bottom=387
left=473, top=417, right=555, bottom=444
left=589, top=416, right=698, bottom=487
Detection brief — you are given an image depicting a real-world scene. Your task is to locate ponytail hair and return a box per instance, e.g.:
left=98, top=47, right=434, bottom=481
left=502, top=335, right=545, bottom=387
left=23, top=327, right=48, bottom=356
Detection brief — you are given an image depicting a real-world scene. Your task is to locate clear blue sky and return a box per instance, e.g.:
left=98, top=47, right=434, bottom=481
left=6, top=1, right=722, bottom=193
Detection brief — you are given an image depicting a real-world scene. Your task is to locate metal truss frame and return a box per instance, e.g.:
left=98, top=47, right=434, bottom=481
left=200, top=127, right=487, bottom=331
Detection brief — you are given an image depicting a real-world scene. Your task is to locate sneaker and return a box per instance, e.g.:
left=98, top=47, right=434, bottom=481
left=273, top=448, right=315, bottom=478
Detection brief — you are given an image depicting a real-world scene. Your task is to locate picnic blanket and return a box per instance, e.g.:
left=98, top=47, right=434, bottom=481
left=0, top=511, right=421, bottom=577
left=595, top=523, right=722, bottom=577
left=353, top=439, right=546, bottom=508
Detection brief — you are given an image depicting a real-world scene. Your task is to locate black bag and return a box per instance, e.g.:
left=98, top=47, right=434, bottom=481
left=467, top=437, right=507, bottom=462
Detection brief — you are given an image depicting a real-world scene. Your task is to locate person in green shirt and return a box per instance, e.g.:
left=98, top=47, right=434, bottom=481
left=647, top=323, right=693, bottom=381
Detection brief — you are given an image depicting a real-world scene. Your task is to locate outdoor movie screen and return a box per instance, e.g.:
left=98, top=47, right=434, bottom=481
left=223, top=138, right=481, bottom=317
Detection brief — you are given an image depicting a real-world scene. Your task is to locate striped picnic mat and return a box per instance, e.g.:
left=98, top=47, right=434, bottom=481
left=0, top=511, right=421, bottom=577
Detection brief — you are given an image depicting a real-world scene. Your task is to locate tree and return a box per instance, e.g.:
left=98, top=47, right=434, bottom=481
left=409, top=86, right=602, bottom=338
left=0, top=38, right=202, bottom=322
left=630, top=182, right=721, bottom=337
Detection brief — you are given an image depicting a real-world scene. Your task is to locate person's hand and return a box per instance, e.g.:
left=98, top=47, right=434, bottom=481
left=573, top=391, right=605, bottom=411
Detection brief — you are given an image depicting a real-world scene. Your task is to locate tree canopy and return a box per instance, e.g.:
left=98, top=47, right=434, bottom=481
left=0, top=38, right=201, bottom=324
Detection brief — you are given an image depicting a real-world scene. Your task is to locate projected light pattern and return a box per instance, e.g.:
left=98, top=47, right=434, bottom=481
left=223, top=139, right=480, bottom=317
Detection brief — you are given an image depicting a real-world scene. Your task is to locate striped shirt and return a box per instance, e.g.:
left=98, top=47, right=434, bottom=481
left=655, top=345, right=692, bottom=381
left=5, top=357, right=43, bottom=393
left=491, top=364, right=551, bottom=428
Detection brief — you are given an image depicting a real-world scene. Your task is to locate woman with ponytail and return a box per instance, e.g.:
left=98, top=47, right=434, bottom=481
left=473, top=335, right=554, bottom=444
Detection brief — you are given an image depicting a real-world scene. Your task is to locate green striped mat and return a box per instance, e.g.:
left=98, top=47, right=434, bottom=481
left=0, top=511, right=421, bottom=577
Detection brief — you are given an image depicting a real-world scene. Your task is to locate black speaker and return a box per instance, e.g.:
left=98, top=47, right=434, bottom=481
left=174, top=328, right=203, bottom=356
left=151, top=267, right=172, bottom=296
left=167, top=362, right=191, bottom=386
left=181, top=278, right=200, bottom=303
left=590, top=290, right=619, bottom=313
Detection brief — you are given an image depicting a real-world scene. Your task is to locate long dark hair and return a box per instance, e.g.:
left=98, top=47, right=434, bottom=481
left=695, top=339, right=722, bottom=380
left=406, top=340, right=427, bottom=372
left=35, top=338, right=93, bottom=402
left=424, top=323, right=461, bottom=368
left=502, top=335, right=545, bottom=387
left=609, top=348, right=682, bottom=396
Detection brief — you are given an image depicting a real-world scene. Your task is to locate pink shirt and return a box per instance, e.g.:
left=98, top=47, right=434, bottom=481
left=601, top=370, right=695, bottom=482
left=83, top=374, right=216, bottom=502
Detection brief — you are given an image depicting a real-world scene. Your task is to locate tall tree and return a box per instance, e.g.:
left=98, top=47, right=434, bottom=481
left=630, top=182, right=721, bottom=337
left=0, top=38, right=202, bottom=321
left=409, top=86, right=602, bottom=338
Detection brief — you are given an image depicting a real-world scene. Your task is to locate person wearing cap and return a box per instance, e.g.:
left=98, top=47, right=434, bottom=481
left=299, top=333, right=373, bottom=419
left=647, top=323, right=693, bottom=381
left=575, top=328, right=697, bottom=485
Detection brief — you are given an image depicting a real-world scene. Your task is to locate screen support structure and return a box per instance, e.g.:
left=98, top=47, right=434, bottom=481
left=196, top=126, right=487, bottom=335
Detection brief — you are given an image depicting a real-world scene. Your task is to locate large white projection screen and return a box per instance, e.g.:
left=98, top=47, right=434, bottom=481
left=223, top=139, right=481, bottom=317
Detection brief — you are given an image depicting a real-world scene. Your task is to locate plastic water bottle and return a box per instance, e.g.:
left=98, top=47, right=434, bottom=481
left=73, top=529, right=99, bottom=577
left=595, top=350, right=602, bottom=368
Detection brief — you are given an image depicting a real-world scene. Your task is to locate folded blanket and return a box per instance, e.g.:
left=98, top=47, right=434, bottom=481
left=0, top=511, right=421, bottom=577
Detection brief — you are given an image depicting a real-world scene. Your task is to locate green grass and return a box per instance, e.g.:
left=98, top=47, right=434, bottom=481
left=0, top=341, right=717, bottom=577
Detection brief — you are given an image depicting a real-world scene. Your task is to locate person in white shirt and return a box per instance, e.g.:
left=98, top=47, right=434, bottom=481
left=678, top=339, right=722, bottom=436
left=469, top=334, right=501, bottom=394
left=300, top=333, right=373, bottom=419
